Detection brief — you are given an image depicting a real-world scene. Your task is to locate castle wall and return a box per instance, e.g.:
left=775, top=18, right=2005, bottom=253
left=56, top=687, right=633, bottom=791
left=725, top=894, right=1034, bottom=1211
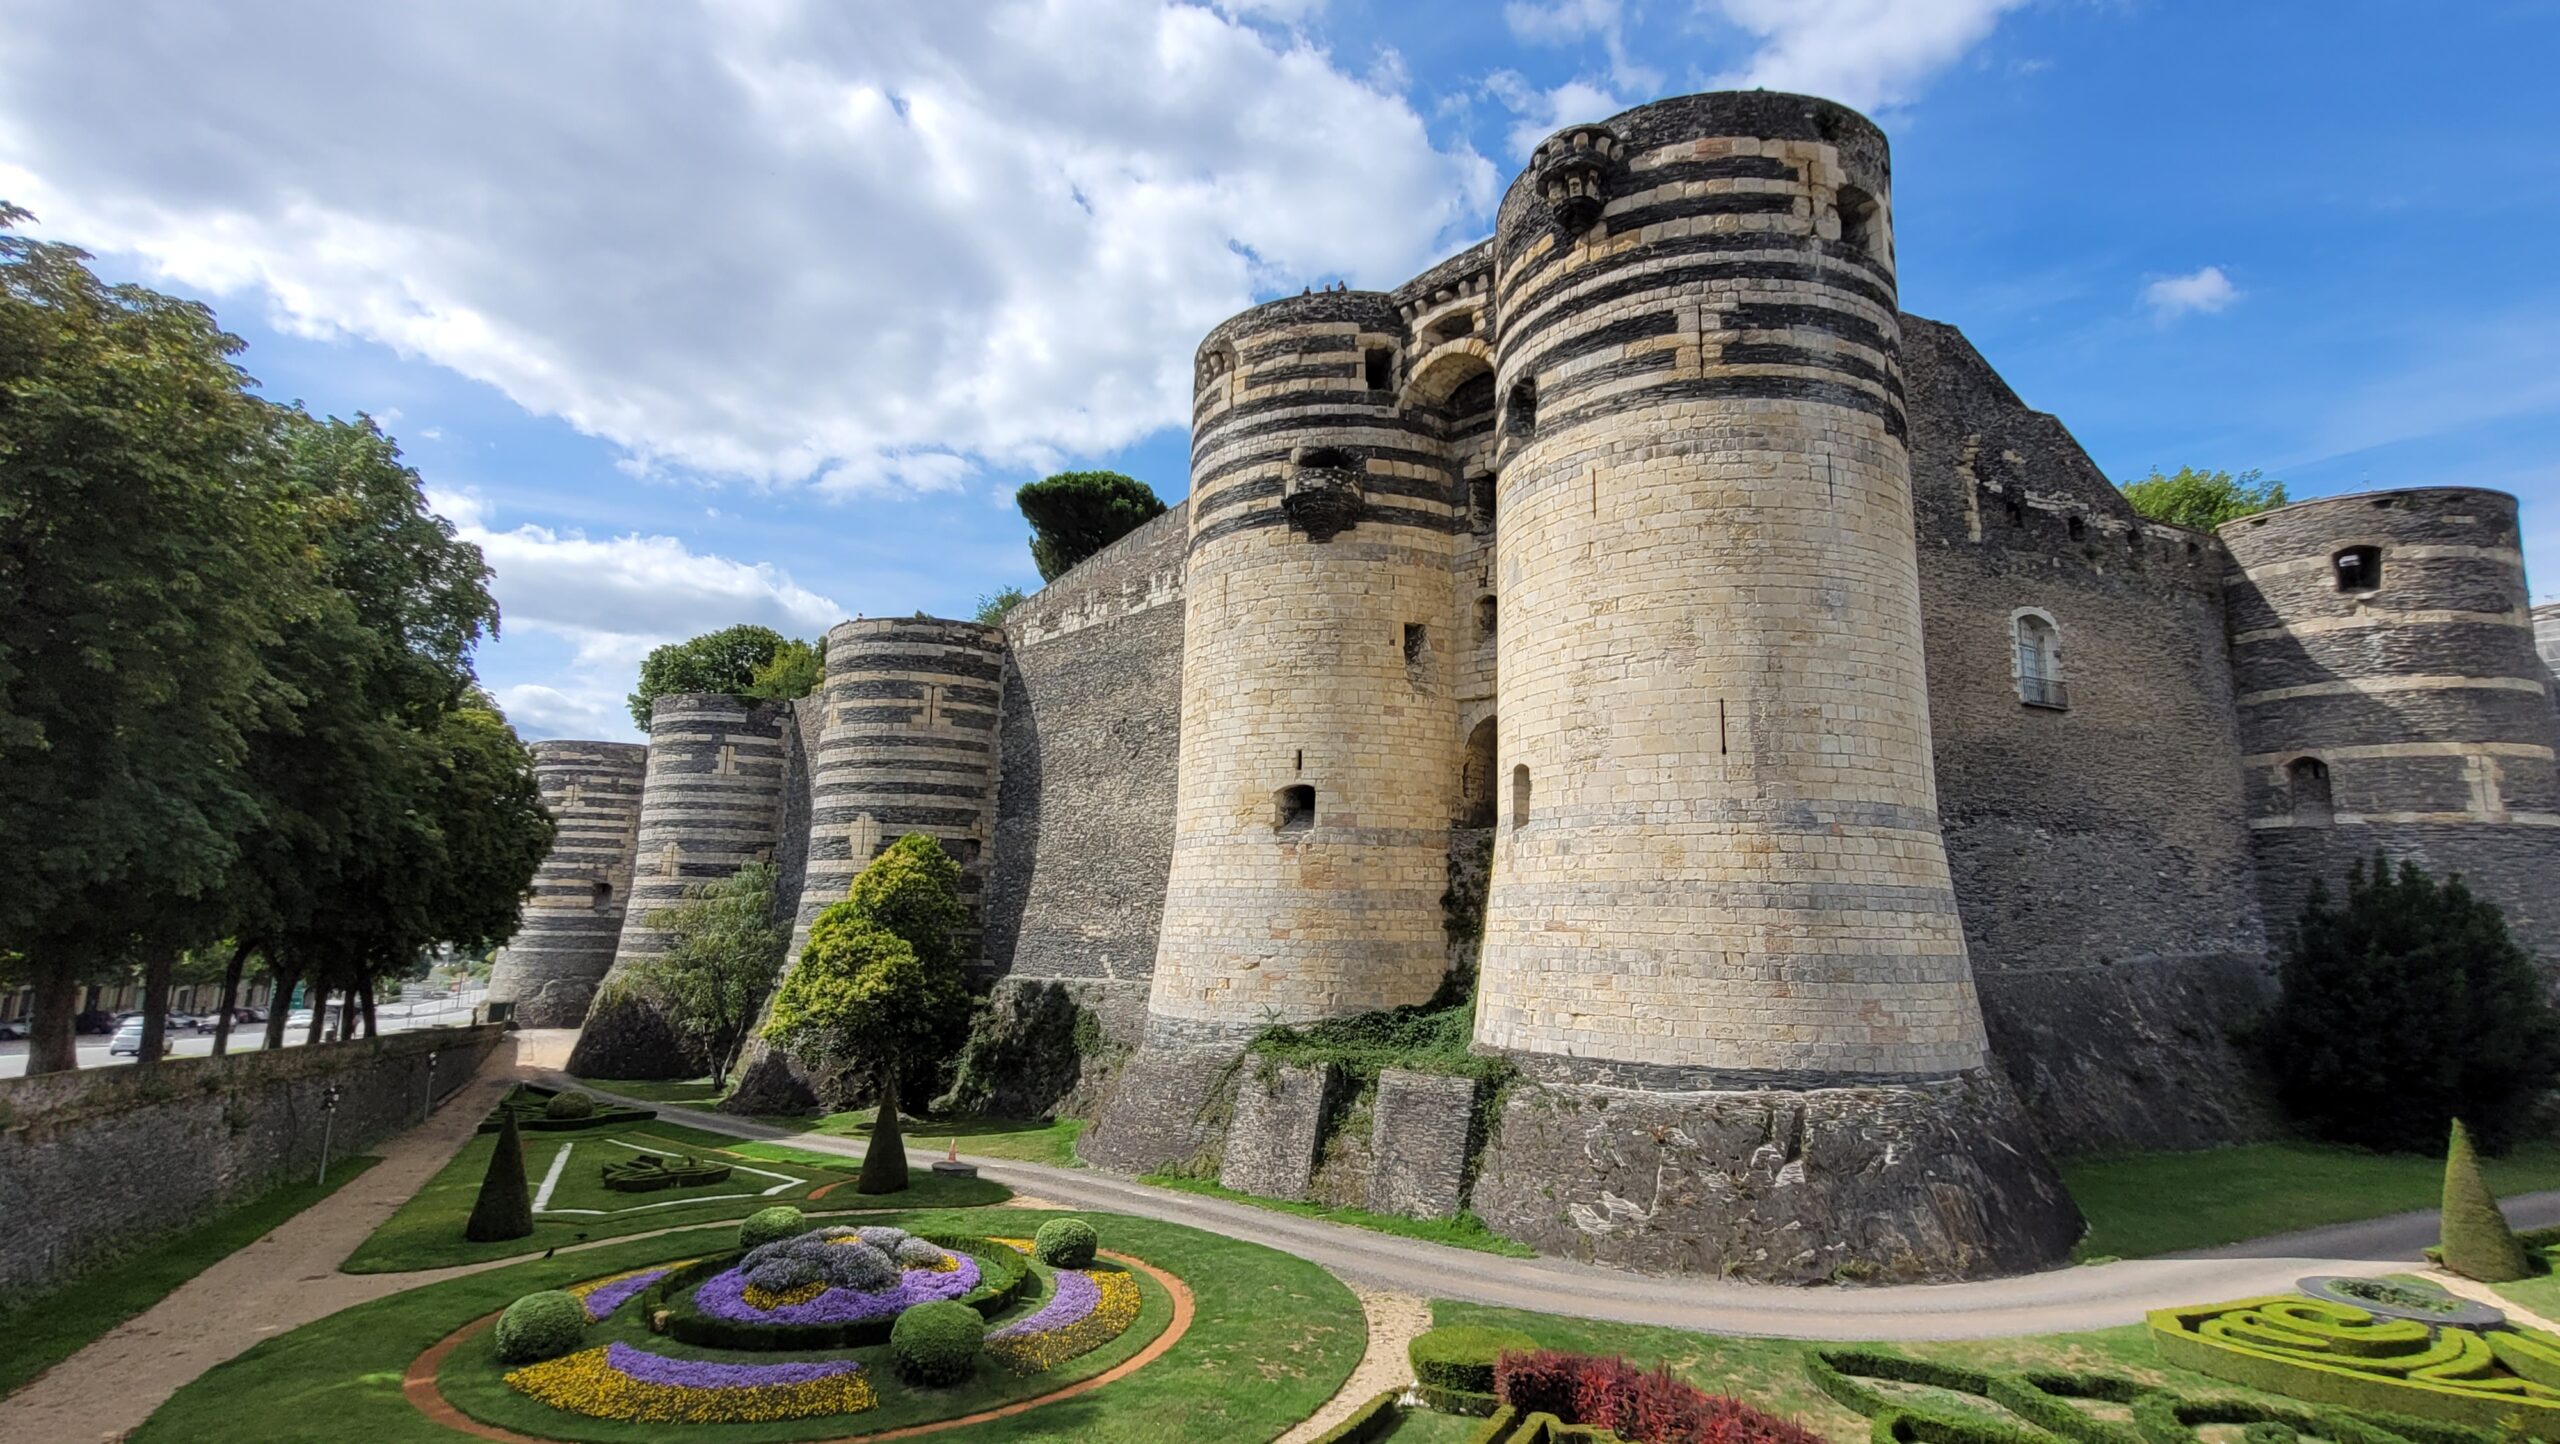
left=977, top=504, right=1189, bottom=1041
left=565, top=693, right=789, bottom=1080
left=1142, top=290, right=1465, bottom=1038
left=1900, top=318, right=2275, bottom=1154
left=2538, top=602, right=2560, bottom=720
left=2222, top=489, right=2560, bottom=962
left=486, top=740, right=647, bottom=1027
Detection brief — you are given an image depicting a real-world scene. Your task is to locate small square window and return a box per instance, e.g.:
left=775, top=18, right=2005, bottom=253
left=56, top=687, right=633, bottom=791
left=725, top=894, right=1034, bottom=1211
left=2334, top=546, right=2382, bottom=592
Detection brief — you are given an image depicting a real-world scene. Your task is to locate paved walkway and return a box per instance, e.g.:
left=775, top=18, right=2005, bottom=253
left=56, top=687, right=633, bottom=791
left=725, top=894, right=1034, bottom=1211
left=0, top=1038, right=528, bottom=1444
left=552, top=1070, right=2543, bottom=1343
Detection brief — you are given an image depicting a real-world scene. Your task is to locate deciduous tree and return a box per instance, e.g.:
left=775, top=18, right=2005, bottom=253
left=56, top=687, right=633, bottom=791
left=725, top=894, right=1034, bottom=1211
left=2117, top=466, right=2287, bottom=531
left=626, top=861, right=788, bottom=1088
left=626, top=624, right=795, bottom=730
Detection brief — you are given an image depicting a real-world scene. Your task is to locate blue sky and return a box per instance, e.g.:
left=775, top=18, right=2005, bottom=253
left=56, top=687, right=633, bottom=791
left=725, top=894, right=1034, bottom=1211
left=4, top=0, right=2555, bottom=740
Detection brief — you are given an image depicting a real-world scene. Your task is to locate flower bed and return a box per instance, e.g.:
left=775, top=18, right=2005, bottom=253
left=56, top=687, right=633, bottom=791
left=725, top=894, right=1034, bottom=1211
left=652, top=1232, right=1030, bottom=1351
left=984, top=1266, right=1143, bottom=1374
left=695, top=1251, right=982, bottom=1326
left=504, top=1340, right=876, bottom=1423
left=570, top=1267, right=673, bottom=1323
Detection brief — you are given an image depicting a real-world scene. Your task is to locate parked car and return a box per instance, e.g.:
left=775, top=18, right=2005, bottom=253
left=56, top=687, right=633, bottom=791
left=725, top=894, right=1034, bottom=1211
left=226, top=1006, right=266, bottom=1024
left=0, top=1022, right=24, bottom=1041
left=164, top=1011, right=203, bottom=1032
left=74, top=1009, right=114, bottom=1035
left=107, top=1019, right=171, bottom=1058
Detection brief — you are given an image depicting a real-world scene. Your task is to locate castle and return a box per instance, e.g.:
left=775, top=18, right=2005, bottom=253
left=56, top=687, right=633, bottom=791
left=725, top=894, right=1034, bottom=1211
left=493, top=90, right=2560, bottom=1284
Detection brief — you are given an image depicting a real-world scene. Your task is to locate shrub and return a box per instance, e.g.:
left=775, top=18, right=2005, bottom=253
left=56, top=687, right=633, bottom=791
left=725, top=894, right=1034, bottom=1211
left=543, top=1090, right=595, bottom=1120
left=2441, top=1118, right=2532, bottom=1283
left=1413, top=1325, right=1540, bottom=1395
left=890, top=1300, right=983, bottom=1386
left=494, top=1290, right=588, bottom=1363
left=739, top=1205, right=804, bottom=1251
left=1310, top=1389, right=1403, bottom=1444
left=2258, top=853, right=2560, bottom=1153
left=464, top=1110, right=535, bottom=1242
left=1504, top=1349, right=1825, bottom=1444
left=1034, top=1217, right=1098, bottom=1268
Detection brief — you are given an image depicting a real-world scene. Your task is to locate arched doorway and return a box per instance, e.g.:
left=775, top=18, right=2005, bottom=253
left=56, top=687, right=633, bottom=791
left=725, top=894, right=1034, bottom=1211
left=1459, top=717, right=1498, bottom=827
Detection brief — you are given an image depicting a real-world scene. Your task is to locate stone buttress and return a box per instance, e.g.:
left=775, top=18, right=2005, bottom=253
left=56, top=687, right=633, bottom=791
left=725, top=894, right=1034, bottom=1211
left=485, top=740, right=646, bottom=1026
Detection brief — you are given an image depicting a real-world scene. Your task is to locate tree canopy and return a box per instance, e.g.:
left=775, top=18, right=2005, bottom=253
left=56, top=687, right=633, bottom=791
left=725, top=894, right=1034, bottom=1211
left=2258, top=852, right=2560, bottom=1153
left=626, top=860, right=788, bottom=1087
left=628, top=623, right=822, bottom=729
left=2117, top=466, right=2289, bottom=531
left=1014, top=470, right=1166, bottom=582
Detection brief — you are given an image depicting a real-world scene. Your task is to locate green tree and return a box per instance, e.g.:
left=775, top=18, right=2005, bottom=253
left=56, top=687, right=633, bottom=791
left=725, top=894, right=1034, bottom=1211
left=1014, top=470, right=1166, bottom=582
left=974, top=588, right=1027, bottom=625
left=2117, top=466, right=2288, bottom=531
left=745, top=636, right=825, bottom=704
left=2259, top=852, right=2560, bottom=1153
left=627, top=623, right=792, bottom=730
left=2440, top=1118, right=2532, bottom=1282
left=0, top=206, right=313, bottom=1072
left=626, top=861, right=788, bottom=1087
left=764, top=917, right=932, bottom=1193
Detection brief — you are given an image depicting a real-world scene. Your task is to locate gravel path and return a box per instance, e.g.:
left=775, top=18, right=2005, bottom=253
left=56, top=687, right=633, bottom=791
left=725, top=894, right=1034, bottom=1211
left=1275, top=1285, right=1432, bottom=1444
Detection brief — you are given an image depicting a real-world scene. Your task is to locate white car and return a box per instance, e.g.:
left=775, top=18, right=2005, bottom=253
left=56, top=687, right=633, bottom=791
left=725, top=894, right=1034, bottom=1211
left=107, top=1019, right=171, bottom=1057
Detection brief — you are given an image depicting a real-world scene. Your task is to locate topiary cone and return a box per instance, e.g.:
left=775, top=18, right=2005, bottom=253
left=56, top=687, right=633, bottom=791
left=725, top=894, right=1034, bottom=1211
left=2442, top=1117, right=2532, bottom=1282
left=466, top=1109, right=537, bottom=1242
left=858, top=1071, right=910, bottom=1195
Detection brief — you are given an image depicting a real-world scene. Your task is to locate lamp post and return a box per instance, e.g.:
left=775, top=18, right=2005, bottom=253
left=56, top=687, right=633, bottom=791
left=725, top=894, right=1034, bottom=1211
left=422, top=1050, right=439, bottom=1123
left=317, top=1083, right=342, bottom=1185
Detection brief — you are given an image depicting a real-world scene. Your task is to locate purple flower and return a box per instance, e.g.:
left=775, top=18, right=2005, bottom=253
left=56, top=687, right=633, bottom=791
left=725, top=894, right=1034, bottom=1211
left=988, top=1269, right=1099, bottom=1339
left=582, top=1269, right=670, bottom=1322
left=692, top=1252, right=981, bottom=1326
left=603, top=1341, right=861, bottom=1389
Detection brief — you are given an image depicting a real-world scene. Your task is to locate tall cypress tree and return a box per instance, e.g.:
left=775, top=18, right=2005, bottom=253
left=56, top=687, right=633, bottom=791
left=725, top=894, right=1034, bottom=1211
left=465, top=1110, right=535, bottom=1242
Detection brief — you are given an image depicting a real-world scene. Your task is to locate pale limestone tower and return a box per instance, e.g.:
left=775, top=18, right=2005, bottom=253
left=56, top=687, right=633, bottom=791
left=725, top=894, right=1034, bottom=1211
left=1460, top=92, right=2079, bottom=1279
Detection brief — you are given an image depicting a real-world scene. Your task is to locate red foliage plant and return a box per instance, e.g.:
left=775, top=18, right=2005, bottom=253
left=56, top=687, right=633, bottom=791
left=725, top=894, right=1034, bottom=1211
left=1492, top=1349, right=1824, bottom=1444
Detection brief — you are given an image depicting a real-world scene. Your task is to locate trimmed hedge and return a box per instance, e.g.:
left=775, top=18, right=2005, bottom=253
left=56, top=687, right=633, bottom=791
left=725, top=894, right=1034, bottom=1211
left=544, top=1090, right=597, bottom=1121
left=1414, top=1325, right=1540, bottom=1395
left=1310, top=1389, right=1404, bottom=1444
left=738, top=1206, right=805, bottom=1251
left=494, top=1290, right=587, bottom=1364
left=1422, top=1384, right=1502, bottom=1416
left=478, top=1085, right=655, bottom=1134
left=648, top=1234, right=1032, bottom=1352
left=2147, top=1299, right=2560, bottom=1437
left=1467, top=1406, right=1521, bottom=1444
left=2442, top=1120, right=2532, bottom=1284
left=599, top=1154, right=732, bottom=1193
left=1034, top=1217, right=1098, bottom=1268
left=889, top=1300, right=982, bottom=1386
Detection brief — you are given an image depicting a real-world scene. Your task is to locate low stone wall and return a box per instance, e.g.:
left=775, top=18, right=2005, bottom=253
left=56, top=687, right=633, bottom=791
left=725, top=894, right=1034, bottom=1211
left=0, top=1023, right=502, bottom=1295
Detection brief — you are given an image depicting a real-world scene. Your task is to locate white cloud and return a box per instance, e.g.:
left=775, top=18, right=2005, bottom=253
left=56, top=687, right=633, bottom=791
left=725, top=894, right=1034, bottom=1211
left=1504, top=0, right=1662, bottom=95
left=425, top=487, right=841, bottom=739
left=1486, top=71, right=1635, bottom=162
left=1704, top=0, right=2030, bottom=113
left=0, top=1, right=1491, bottom=494
left=2144, top=265, right=2242, bottom=319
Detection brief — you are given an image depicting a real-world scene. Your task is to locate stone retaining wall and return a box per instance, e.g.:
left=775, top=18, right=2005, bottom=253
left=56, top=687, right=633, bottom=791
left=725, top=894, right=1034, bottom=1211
left=0, top=1023, right=502, bottom=1295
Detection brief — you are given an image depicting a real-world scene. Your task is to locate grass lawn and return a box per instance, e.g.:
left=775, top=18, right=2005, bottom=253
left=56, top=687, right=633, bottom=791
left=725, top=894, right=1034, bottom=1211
left=809, top=1111, right=1089, bottom=1169
left=1427, top=1300, right=2318, bottom=1441
left=2061, top=1140, right=2560, bottom=1260
left=0, top=1156, right=380, bottom=1399
left=1138, top=1172, right=1536, bottom=1257
left=572, top=1076, right=731, bottom=1106
left=342, top=1119, right=1009, bottom=1273
left=139, top=1208, right=1366, bottom=1444
left=1381, top=1407, right=1487, bottom=1440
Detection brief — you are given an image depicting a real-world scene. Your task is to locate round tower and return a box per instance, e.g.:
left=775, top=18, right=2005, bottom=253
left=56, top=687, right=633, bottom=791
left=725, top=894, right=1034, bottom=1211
left=1140, top=290, right=1466, bottom=1038
left=2221, top=488, right=2560, bottom=960
left=2536, top=601, right=2560, bottom=718
left=1467, top=92, right=2078, bottom=1280
left=565, top=693, right=789, bottom=1080
left=486, top=740, right=647, bottom=1026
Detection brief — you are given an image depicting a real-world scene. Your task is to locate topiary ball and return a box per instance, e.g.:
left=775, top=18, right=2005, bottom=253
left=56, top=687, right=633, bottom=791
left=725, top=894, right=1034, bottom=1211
left=889, top=1300, right=983, bottom=1386
left=1033, top=1217, right=1098, bottom=1268
left=739, top=1205, right=805, bottom=1251
left=494, top=1290, right=589, bottom=1363
left=543, top=1090, right=595, bottom=1121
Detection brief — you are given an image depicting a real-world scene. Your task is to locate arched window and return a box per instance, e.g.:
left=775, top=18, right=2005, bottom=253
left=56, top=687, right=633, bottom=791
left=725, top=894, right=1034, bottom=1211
left=2013, top=611, right=2067, bottom=710
left=2288, top=758, right=2333, bottom=825
left=1511, top=764, right=1531, bottom=829
left=1459, top=718, right=1498, bottom=827
left=2334, top=546, right=2382, bottom=592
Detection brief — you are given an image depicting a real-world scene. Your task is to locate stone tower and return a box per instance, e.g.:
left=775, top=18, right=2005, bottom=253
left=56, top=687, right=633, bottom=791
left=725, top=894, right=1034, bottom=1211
left=564, top=693, right=789, bottom=1079
left=2222, top=489, right=2560, bottom=959
left=1462, top=92, right=2078, bottom=1279
left=2536, top=602, right=2560, bottom=720
left=485, top=740, right=647, bottom=1026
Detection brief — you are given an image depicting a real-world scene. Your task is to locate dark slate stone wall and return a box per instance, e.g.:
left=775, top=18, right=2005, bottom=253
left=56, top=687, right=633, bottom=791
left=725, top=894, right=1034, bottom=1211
left=1902, top=317, right=2277, bottom=1155
left=486, top=741, right=648, bottom=1027
left=2221, top=489, right=2560, bottom=964
left=977, top=503, right=1189, bottom=1040
left=0, top=1024, right=500, bottom=1294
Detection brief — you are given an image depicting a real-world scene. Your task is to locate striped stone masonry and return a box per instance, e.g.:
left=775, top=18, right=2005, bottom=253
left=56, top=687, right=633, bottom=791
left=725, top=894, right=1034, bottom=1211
left=564, top=693, right=789, bottom=1080
left=486, top=740, right=647, bottom=1026
left=2221, top=489, right=2560, bottom=958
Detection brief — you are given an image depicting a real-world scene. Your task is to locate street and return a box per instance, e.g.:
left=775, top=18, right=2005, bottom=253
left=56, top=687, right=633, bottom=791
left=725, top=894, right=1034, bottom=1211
left=0, top=990, right=485, bottom=1079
